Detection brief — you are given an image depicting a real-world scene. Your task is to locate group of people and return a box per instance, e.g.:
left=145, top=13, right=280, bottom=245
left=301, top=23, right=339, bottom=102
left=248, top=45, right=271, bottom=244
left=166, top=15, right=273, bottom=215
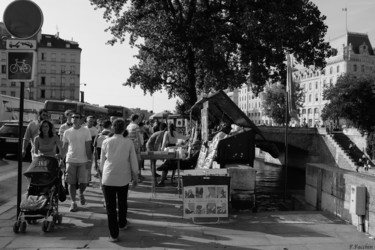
left=21, top=108, right=193, bottom=242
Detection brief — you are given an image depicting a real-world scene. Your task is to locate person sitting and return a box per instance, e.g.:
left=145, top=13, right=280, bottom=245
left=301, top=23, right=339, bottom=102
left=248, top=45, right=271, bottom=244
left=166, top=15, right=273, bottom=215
left=161, top=123, right=189, bottom=150
left=156, top=140, right=201, bottom=187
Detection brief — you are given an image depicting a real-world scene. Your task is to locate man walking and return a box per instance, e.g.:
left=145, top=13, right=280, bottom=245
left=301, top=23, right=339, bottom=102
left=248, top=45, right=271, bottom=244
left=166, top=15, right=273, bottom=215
left=59, top=109, right=74, bottom=140
left=22, top=108, right=50, bottom=161
left=61, top=113, right=92, bottom=212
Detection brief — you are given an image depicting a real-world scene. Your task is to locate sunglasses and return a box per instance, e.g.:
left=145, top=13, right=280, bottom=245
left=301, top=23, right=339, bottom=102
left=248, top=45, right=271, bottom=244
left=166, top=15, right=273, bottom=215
left=72, top=116, right=80, bottom=119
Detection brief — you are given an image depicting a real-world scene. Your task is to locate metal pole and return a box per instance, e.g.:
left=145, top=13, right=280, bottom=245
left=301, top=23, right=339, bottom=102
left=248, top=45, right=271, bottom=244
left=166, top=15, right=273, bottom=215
left=17, top=81, right=25, bottom=217
left=284, top=91, right=288, bottom=202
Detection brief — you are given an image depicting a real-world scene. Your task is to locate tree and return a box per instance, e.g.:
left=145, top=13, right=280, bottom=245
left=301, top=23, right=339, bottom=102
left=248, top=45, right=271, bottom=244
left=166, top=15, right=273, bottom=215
left=261, top=82, right=304, bottom=125
left=90, top=0, right=331, bottom=111
left=321, top=74, right=375, bottom=134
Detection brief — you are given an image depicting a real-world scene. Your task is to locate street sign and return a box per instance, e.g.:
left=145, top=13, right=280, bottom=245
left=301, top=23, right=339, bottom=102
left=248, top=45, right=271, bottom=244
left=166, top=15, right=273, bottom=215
left=6, top=39, right=37, bottom=50
left=3, top=0, right=44, bottom=39
left=7, top=51, right=35, bottom=81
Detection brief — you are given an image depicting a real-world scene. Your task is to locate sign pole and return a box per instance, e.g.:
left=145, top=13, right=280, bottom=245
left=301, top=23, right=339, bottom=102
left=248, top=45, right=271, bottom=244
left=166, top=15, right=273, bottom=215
left=16, top=82, right=25, bottom=217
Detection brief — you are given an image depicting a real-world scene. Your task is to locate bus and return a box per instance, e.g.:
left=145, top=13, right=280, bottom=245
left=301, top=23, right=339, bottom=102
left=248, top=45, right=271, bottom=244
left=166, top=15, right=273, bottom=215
left=104, top=105, right=133, bottom=120
left=44, top=100, right=108, bottom=132
left=0, top=94, right=44, bottom=122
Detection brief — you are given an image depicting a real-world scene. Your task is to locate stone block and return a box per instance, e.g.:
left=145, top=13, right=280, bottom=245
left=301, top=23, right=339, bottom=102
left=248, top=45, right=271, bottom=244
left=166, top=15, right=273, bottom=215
left=227, top=165, right=256, bottom=191
left=305, top=184, right=317, bottom=207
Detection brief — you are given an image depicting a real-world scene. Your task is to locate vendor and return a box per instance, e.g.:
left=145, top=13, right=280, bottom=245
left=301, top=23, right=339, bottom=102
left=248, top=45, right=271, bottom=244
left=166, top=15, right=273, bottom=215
left=161, top=123, right=189, bottom=150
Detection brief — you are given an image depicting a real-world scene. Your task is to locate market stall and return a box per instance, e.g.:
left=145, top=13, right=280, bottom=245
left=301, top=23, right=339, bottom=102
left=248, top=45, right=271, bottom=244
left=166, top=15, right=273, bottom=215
left=181, top=90, right=268, bottom=216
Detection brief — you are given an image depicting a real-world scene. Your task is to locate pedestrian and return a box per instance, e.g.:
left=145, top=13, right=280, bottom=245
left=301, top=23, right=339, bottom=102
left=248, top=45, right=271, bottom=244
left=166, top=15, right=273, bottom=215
left=93, top=119, right=112, bottom=178
left=34, top=120, right=62, bottom=158
left=126, top=114, right=144, bottom=181
left=61, top=112, right=93, bottom=212
left=146, top=122, right=167, bottom=180
left=58, top=109, right=74, bottom=140
left=22, top=108, right=50, bottom=161
left=99, top=118, right=139, bottom=242
left=85, top=116, right=98, bottom=184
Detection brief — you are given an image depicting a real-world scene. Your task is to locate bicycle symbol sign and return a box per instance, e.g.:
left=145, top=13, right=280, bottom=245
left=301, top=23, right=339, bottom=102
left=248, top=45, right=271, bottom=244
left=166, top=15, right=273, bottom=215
left=7, top=51, right=34, bottom=80
left=10, top=59, right=31, bottom=73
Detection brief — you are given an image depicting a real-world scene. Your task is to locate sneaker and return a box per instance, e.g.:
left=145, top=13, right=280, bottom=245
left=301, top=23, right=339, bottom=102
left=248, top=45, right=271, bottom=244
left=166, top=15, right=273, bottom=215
left=69, top=202, right=78, bottom=212
left=109, top=236, right=119, bottom=242
left=119, top=222, right=129, bottom=231
left=80, top=194, right=86, bottom=205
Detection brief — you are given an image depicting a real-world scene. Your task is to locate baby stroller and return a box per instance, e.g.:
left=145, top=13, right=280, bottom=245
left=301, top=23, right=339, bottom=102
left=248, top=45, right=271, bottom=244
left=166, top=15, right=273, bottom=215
left=13, top=155, right=65, bottom=233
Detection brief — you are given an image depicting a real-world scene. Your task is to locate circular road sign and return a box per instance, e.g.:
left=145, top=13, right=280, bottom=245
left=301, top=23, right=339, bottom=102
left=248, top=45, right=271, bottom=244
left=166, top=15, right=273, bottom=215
left=3, top=0, right=44, bottom=39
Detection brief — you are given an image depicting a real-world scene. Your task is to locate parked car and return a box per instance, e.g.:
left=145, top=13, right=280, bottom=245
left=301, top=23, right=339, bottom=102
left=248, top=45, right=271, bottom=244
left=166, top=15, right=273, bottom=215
left=0, top=121, right=31, bottom=160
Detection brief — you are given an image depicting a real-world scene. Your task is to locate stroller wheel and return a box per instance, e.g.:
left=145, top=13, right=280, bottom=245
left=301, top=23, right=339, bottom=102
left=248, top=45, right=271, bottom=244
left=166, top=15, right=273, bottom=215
left=13, top=221, right=21, bottom=234
left=57, top=214, right=63, bottom=225
left=47, top=220, right=55, bottom=232
left=19, top=221, right=27, bottom=233
left=42, top=220, right=49, bottom=232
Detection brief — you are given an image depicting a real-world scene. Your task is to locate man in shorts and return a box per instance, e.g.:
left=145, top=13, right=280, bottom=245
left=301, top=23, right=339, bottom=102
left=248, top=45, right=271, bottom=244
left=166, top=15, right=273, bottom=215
left=61, top=113, right=92, bottom=212
left=59, top=109, right=74, bottom=140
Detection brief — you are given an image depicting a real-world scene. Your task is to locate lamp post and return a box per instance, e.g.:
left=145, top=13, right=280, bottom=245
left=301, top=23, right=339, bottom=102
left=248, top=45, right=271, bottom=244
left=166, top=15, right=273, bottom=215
left=80, top=83, right=87, bottom=103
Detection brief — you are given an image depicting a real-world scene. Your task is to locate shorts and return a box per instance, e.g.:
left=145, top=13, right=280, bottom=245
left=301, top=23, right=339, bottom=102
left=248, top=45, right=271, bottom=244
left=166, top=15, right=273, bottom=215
left=65, top=162, right=89, bottom=184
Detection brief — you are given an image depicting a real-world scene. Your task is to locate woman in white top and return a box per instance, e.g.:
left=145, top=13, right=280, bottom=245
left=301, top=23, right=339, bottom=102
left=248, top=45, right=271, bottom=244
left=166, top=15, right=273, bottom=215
left=100, top=118, right=139, bottom=242
left=161, top=123, right=189, bottom=150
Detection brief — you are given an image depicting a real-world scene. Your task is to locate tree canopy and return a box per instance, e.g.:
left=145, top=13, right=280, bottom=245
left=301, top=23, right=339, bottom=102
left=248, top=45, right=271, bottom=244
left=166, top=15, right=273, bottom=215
left=261, top=82, right=304, bottom=125
left=321, top=74, right=375, bottom=134
left=90, top=0, right=331, bottom=111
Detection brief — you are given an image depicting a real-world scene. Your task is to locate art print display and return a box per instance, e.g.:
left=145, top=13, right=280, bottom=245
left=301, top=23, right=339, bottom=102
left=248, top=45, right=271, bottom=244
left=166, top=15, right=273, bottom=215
left=183, top=185, right=228, bottom=218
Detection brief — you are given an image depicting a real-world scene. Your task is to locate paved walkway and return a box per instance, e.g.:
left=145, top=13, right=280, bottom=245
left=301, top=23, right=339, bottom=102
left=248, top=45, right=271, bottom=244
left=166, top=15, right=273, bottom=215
left=0, top=168, right=374, bottom=249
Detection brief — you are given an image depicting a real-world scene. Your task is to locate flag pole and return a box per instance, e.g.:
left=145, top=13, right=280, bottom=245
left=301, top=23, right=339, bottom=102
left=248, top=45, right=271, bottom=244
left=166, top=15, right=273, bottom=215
left=284, top=53, right=292, bottom=202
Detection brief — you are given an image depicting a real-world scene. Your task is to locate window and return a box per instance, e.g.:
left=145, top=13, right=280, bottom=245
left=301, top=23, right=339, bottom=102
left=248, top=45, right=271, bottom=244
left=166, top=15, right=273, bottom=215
left=51, top=90, right=55, bottom=98
left=315, top=82, right=318, bottom=89
left=337, top=65, right=340, bottom=73
left=61, top=77, right=66, bottom=86
left=41, top=76, right=46, bottom=85
left=70, top=65, right=75, bottom=73
left=41, top=53, right=46, bottom=60
left=11, top=81, right=17, bottom=87
left=41, top=64, right=46, bottom=73
left=330, top=67, right=333, bottom=74
left=309, top=82, right=312, bottom=90
left=51, top=77, right=56, bottom=86
left=10, top=91, right=16, bottom=97
left=315, top=93, right=318, bottom=102
left=61, top=53, right=66, bottom=62
left=353, top=64, right=357, bottom=72
left=1, top=65, right=6, bottom=74
left=1, top=52, right=6, bottom=61
left=51, top=65, right=56, bottom=73
left=1, top=91, right=6, bottom=95
left=51, top=53, right=56, bottom=61
left=70, top=54, right=75, bottom=62
left=70, top=90, right=74, bottom=99
left=29, top=81, right=34, bottom=87
left=361, top=65, right=365, bottom=72
left=41, top=90, right=45, bottom=98
left=309, top=94, right=311, bottom=102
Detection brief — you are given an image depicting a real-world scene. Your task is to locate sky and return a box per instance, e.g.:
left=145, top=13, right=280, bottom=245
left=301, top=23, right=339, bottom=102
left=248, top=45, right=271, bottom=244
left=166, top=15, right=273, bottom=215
left=0, top=0, right=374, bottom=113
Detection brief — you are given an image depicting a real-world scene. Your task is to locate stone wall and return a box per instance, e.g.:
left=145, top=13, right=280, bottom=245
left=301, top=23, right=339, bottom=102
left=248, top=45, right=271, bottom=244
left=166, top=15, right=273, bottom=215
left=305, top=163, right=375, bottom=235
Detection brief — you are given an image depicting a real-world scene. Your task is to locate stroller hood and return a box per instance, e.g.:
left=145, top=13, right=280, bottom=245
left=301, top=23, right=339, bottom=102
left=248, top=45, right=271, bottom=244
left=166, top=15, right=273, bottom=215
left=24, top=156, right=60, bottom=186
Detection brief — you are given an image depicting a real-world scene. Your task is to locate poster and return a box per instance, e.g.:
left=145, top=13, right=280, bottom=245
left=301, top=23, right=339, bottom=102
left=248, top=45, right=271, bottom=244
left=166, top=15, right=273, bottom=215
left=182, top=176, right=230, bottom=219
left=183, top=185, right=228, bottom=218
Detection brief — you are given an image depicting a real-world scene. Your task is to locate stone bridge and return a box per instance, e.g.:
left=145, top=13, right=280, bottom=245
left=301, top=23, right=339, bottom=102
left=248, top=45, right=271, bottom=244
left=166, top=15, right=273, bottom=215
left=255, top=126, right=330, bottom=168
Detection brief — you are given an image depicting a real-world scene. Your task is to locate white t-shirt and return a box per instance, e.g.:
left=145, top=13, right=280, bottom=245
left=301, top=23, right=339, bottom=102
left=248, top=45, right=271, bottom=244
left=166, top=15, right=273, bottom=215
left=63, top=126, right=92, bottom=163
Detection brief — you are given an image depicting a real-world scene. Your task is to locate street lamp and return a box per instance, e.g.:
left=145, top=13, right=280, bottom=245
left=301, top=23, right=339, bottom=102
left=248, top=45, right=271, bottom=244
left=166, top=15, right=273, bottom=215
left=60, top=70, right=72, bottom=100
left=80, top=83, right=87, bottom=103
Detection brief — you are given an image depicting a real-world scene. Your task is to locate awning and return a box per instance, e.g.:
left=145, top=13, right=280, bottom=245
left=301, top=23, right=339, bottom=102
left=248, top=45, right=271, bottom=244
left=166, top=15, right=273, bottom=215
left=189, top=90, right=264, bottom=137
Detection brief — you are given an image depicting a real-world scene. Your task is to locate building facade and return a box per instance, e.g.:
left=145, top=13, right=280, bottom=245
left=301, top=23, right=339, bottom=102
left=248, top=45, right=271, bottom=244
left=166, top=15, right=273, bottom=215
left=294, top=32, right=375, bottom=127
left=0, top=22, right=82, bottom=102
left=230, top=32, right=375, bottom=127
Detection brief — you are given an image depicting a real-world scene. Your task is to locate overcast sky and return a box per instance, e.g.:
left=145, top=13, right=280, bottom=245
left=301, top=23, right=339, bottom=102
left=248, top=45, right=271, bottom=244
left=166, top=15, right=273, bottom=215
left=0, top=0, right=374, bottom=113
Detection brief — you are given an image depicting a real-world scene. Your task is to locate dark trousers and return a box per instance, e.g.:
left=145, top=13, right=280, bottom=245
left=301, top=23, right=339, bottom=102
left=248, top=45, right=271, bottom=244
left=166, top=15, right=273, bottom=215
left=102, top=184, right=129, bottom=238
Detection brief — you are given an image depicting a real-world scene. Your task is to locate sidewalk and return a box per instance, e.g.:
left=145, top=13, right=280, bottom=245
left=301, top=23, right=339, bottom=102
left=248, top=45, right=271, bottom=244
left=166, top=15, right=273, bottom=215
left=1, top=168, right=375, bottom=249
